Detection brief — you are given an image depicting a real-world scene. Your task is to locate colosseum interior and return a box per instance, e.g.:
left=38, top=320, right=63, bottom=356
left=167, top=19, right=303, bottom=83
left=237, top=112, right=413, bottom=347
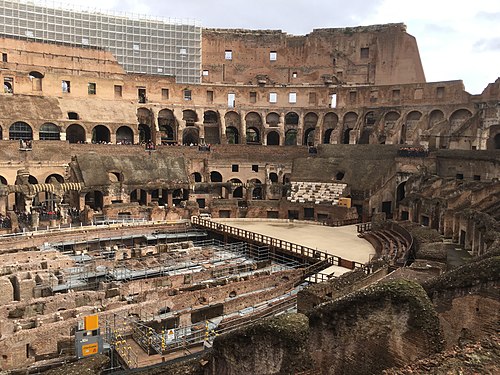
left=0, top=2, right=498, bottom=375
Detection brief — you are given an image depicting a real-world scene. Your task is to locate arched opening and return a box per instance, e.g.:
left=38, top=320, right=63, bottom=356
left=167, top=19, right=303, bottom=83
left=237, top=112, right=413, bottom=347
left=39, top=123, right=60, bottom=140
left=266, top=131, right=280, bottom=145
left=66, top=124, right=86, bottom=144
left=116, top=126, right=134, bottom=144
left=210, top=171, right=223, bottom=182
left=203, top=110, right=220, bottom=144
left=224, top=111, right=241, bottom=144
left=85, top=191, right=103, bottom=210
left=138, top=124, right=151, bottom=143
left=29, top=71, right=44, bottom=91
left=192, top=172, right=202, bottom=183
left=183, top=127, right=199, bottom=145
left=400, top=124, right=407, bottom=144
left=249, top=179, right=263, bottom=200
left=183, top=110, right=198, bottom=126
left=342, top=112, right=358, bottom=144
left=45, top=174, right=64, bottom=184
left=0, top=176, right=7, bottom=185
left=266, top=112, right=280, bottom=127
left=449, top=109, right=473, bottom=129
left=323, top=112, right=338, bottom=144
left=428, top=109, right=444, bottom=129
left=384, top=111, right=401, bottom=130
left=285, top=129, right=297, bottom=145
left=405, top=111, right=422, bottom=137
left=159, top=124, right=174, bottom=144
left=396, top=181, right=407, bottom=206
left=230, top=178, right=244, bottom=199
left=226, top=126, right=239, bottom=144
left=359, top=111, right=377, bottom=144
left=285, top=112, right=299, bottom=126
left=303, top=128, right=315, bottom=146
left=9, top=122, right=33, bottom=140
left=130, top=189, right=147, bottom=206
left=92, top=125, right=110, bottom=144
left=246, top=127, right=260, bottom=144
left=158, top=109, right=176, bottom=144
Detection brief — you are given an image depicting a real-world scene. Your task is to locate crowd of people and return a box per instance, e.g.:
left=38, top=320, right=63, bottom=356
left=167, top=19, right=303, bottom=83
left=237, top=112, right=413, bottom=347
left=19, top=139, right=33, bottom=149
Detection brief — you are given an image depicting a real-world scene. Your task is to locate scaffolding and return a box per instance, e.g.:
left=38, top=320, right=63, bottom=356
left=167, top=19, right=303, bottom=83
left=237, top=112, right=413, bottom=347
left=0, top=0, right=202, bottom=83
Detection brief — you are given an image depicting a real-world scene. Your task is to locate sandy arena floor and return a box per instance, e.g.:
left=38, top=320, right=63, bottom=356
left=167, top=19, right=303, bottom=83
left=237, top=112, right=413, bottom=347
left=217, top=220, right=375, bottom=264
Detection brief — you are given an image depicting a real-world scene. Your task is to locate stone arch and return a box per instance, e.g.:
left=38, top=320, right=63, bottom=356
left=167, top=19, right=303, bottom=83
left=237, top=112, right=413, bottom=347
left=210, top=171, right=223, bottom=182
left=266, top=112, right=280, bottom=127
left=203, top=110, right=220, bottom=144
left=45, top=174, right=64, bottom=183
left=303, top=112, right=318, bottom=145
left=342, top=112, right=358, bottom=144
left=230, top=178, right=244, bottom=199
left=304, top=128, right=315, bottom=146
left=29, top=71, right=44, bottom=91
left=428, top=109, right=444, bottom=129
left=405, top=111, right=422, bottom=132
left=183, top=109, right=198, bottom=126
left=323, top=112, right=338, bottom=144
left=449, top=108, right=473, bottom=128
left=396, top=180, right=407, bottom=207
left=183, top=127, right=199, bottom=145
left=192, top=172, right=202, bottom=183
left=246, top=127, right=261, bottom=144
left=92, top=125, right=111, bottom=143
left=285, top=112, right=299, bottom=126
left=0, top=175, right=7, bottom=185
left=66, top=124, right=86, bottom=144
left=245, top=112, right=262, bottom=133
left=39, top=123, right=61, bottom=140
left=249, top=178, right=263, bottom=200
left=266, top=131, right=280, bottom=145
left=9, top=121, right=33, bottom=140
left=158, top=109, right=177, bottom=144
left=285, top=129, right=297, bottom=145
left=85, top=191, right=103, bottom=210
left=384, top=111, right=401, bottom=129
left=116, top=126, right=134, bottom=144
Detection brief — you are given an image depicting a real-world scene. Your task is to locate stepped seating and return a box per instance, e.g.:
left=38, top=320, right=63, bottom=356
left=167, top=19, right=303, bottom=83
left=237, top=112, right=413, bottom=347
left=287, top=181, right=347, bottom=205
left=359, top=227, right=412, bottom=265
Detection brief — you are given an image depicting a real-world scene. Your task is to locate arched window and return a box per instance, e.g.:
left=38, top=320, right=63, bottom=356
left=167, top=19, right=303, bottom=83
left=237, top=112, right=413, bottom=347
left=92, top=125, right=111, bottom=143
left=66, top=124, right=86, bottom=144
left=246, top=127, right=260, bottom=144
left=39, top=123, right=60, bottom=140
left=9, top=122, right=33, bottom=140
left=266, top=131, right=280, bottom=145
left=285, top=129, right=297, bottom=145
left=226, top=126, right=239, bottom=144
left=116, top=126, right=134, bottom=144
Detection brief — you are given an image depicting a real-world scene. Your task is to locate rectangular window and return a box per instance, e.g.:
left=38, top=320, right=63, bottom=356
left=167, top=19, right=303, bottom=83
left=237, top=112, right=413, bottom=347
left=62, top=80, right=70, bottom=93
left=114, top=85, right=122, bottom=98
left=138, top=88, right=146, bottom=103
left=162, top=88, right=169, bottom=100
left=437, top=86, right=445, bottom=99
left=392, top=89, right=401, bottom=100
left=2, top=53, right=7, bottom=62
left=360, top=47, right=369, bottom=59
left=270, top=51, right=277, bottom=61
left=207, top=90, right=214, bottom=103
left=349, top=91, right=357, bottom=103
left=88, top=82, right=96, bottom=95
left=269, top=92, right=277, bottom=103
left=183, top=89, right=192, bottom=101
left=249, top=91, right=257, bottom=103
left=473, top=175, right=481, bottom=181
left=308, top=92, right=317, bottom=105
left=202, top=70, right=209, bottom=76
left=330, top=93, right=337, bottom=108
left=414, top=88, right=423, bottom=100
left=232, top=164, right=239, bottom=172
left=288, top=92, right=297, bottom=104
left=228, top=93, right=235, bottom=108
left=370, top=90, right=378, bottom=102
left=252, top=165, right=259, bottom=172
left=292, top=71, right=298, bottom=78
left=225, top=50, right=233, bottom=60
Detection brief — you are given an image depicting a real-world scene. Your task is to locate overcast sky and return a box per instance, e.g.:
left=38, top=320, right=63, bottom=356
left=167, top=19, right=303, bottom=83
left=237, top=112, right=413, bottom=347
left=58, top=0, right=500, bottom=94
